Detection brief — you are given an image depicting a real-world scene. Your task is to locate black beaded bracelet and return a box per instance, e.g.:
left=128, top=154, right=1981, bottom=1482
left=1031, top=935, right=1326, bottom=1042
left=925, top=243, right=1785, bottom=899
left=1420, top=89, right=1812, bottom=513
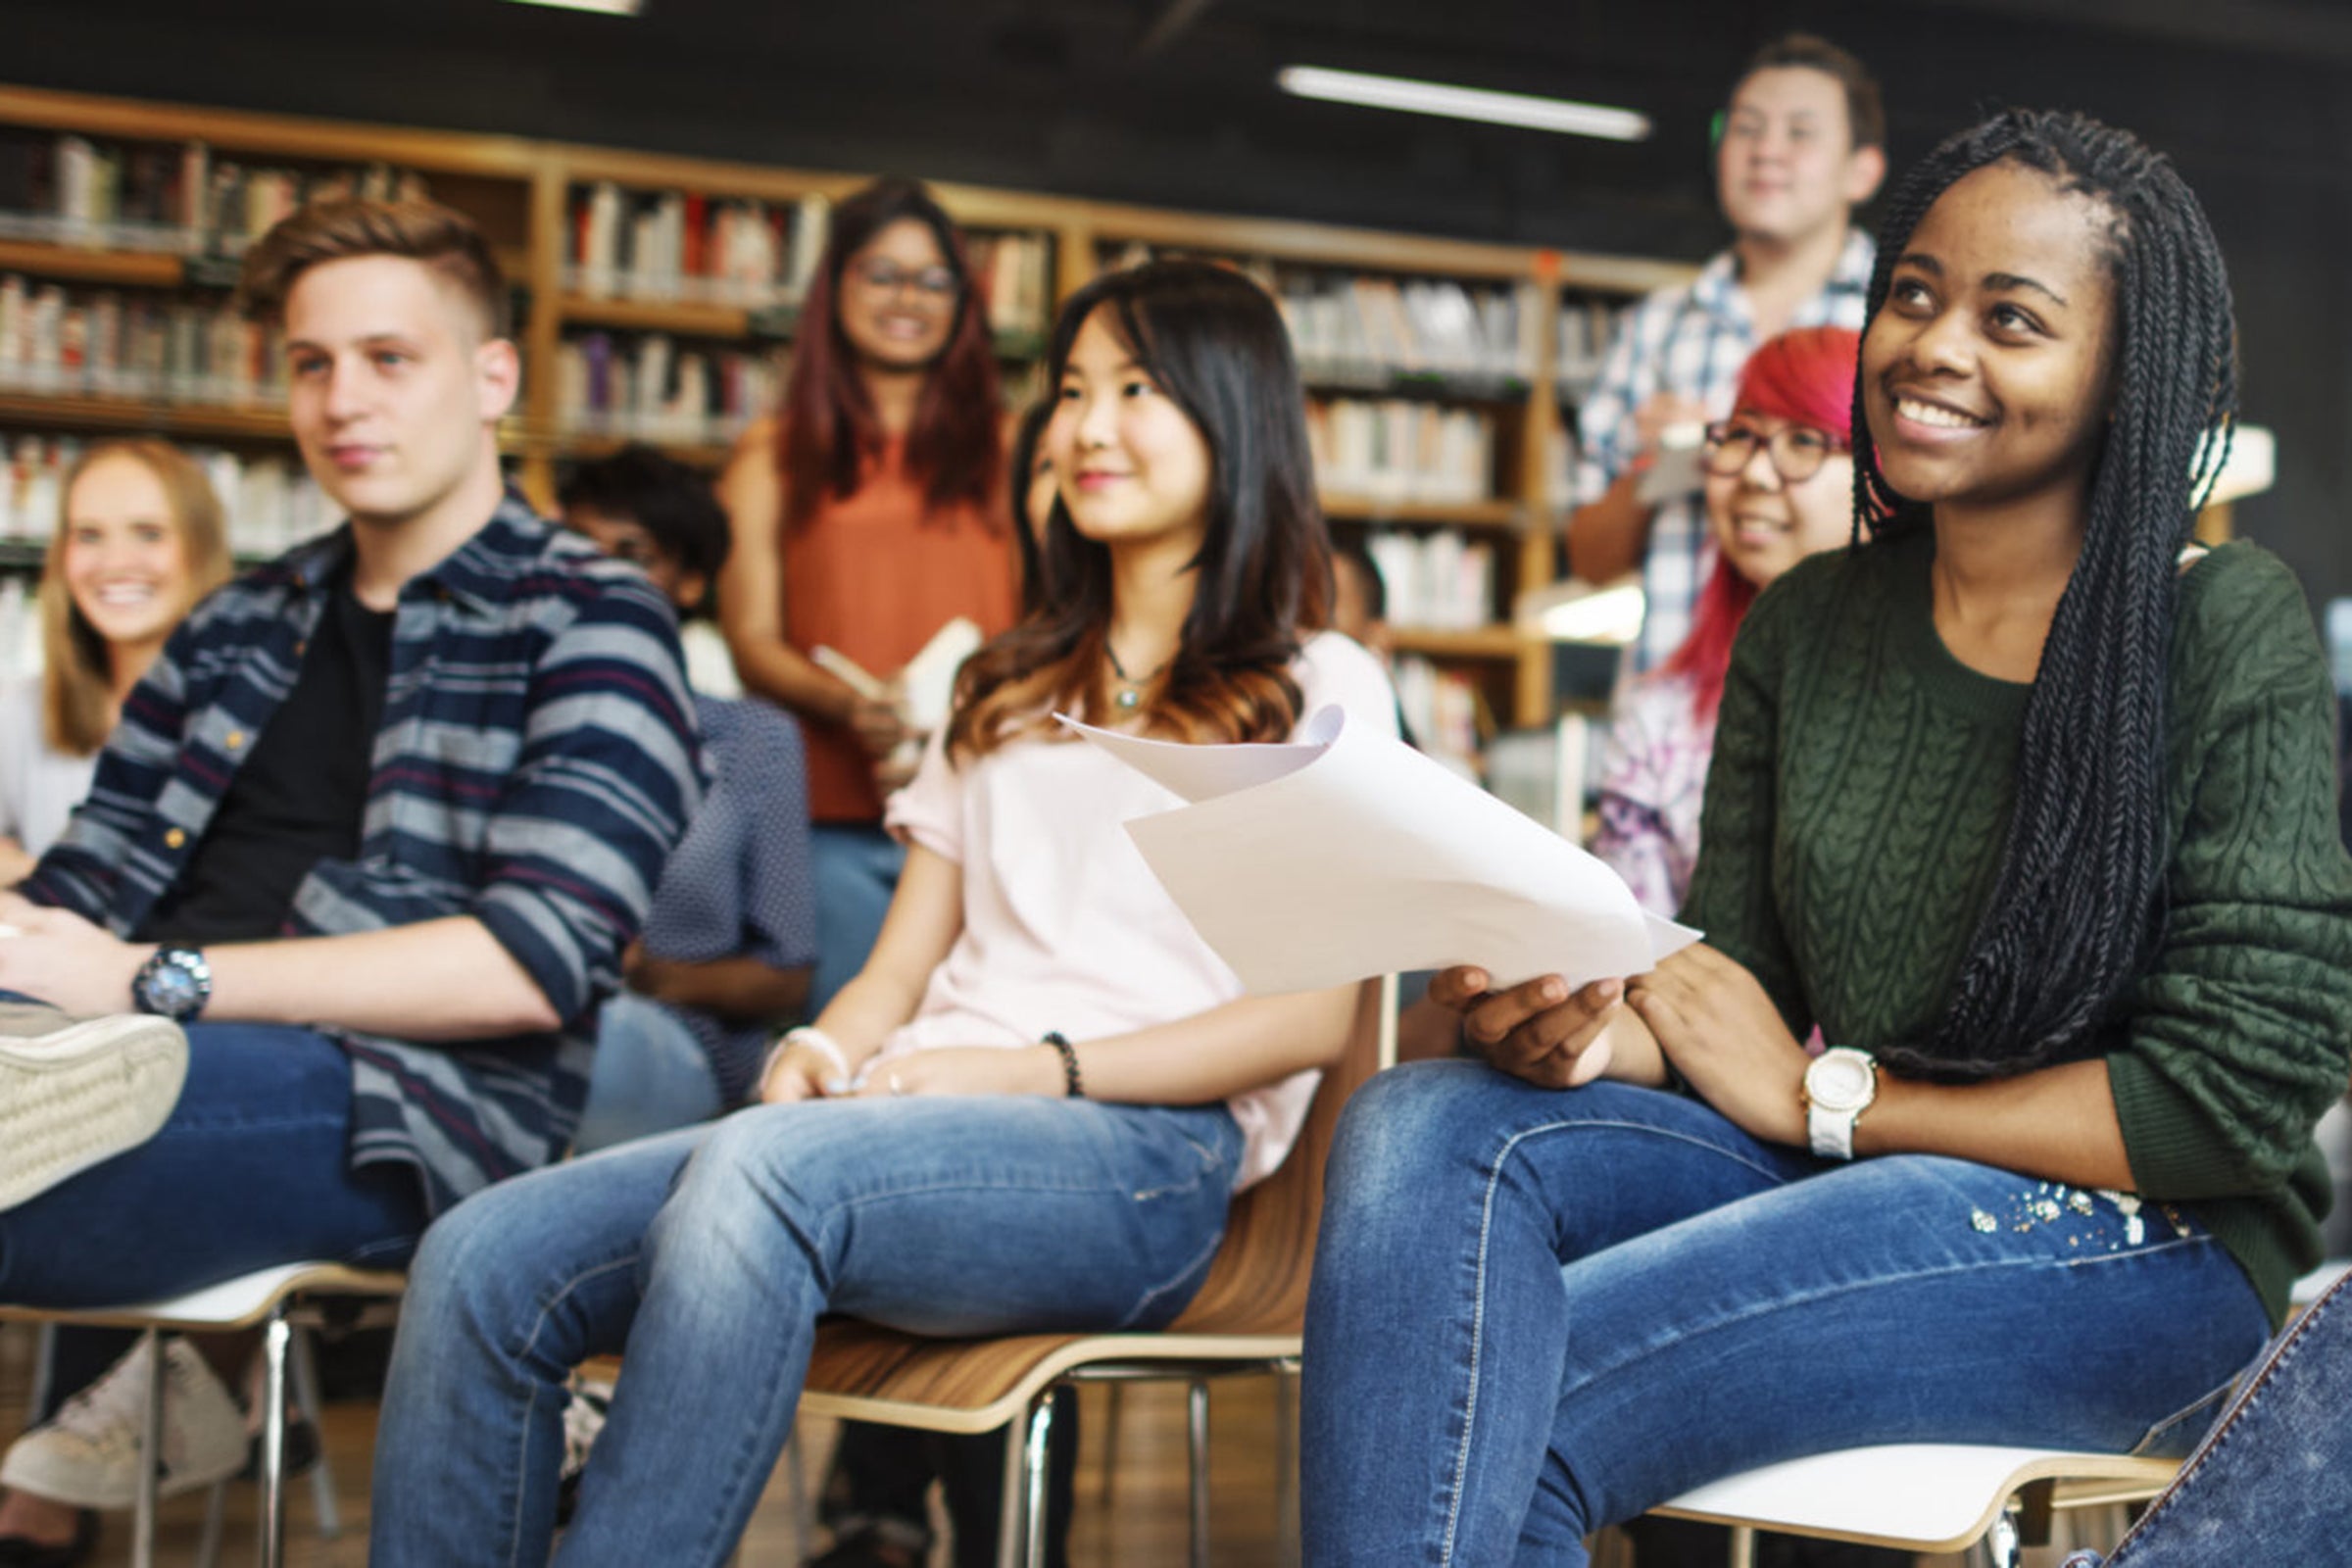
left=1043, top=1031, right=1084, bottom=1099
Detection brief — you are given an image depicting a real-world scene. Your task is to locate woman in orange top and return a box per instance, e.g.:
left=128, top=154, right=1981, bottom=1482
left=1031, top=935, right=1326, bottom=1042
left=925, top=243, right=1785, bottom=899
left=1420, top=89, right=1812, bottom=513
left=717, top=177, right=1019, bottom=1016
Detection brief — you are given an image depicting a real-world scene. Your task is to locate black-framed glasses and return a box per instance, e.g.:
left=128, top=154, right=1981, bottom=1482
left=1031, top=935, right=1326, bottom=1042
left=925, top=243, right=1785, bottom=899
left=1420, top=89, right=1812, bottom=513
left=1702, top=420, right=1845, bottom=483
left=849, top=258, right=961, bottom=300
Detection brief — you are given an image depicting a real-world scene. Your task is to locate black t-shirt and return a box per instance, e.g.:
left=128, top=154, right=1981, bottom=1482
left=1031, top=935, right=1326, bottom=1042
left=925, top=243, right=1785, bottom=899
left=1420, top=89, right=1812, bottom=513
left=142, top=569, right=395, bottom=945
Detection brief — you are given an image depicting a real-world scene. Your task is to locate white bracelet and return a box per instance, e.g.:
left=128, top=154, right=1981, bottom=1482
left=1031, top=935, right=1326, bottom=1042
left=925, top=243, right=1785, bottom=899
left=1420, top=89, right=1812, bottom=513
left=769, top=1025, right=851, bottom=1086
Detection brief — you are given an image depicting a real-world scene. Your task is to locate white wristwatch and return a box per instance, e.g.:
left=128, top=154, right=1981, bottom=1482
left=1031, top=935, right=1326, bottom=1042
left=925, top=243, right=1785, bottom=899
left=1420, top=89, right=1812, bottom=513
left=1802, top=1048, right=1879, bottom=1160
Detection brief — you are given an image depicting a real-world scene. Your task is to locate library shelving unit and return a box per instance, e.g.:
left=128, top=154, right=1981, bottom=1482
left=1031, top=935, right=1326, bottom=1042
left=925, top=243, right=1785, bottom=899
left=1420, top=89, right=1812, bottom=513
left=0, top=81, right=1696, bottom=769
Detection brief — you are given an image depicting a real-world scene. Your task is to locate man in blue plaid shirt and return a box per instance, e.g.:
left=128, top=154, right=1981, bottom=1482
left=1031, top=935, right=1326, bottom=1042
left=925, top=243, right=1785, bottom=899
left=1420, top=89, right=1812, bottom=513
left=1567, top=34, right=1886, bottom=678
left=0, top=198, right=701, bottom=1548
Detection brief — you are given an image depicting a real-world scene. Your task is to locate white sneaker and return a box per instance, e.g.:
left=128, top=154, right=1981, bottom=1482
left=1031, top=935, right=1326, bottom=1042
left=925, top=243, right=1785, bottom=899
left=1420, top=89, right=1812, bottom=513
left=0, top=1012, right=188, bottom=1212
left=0, top=1337, right=248, bottom=1508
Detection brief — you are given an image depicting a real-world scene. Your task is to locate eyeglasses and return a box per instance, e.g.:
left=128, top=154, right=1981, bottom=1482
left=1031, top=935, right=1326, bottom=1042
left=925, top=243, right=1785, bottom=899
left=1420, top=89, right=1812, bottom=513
left=1702, top=420, right=1846, bottom=483
left=849, top=258, right=961, bottom=300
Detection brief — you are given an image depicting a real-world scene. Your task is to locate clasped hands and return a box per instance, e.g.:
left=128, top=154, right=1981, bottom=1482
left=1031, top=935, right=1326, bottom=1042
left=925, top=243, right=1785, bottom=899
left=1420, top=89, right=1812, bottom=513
left=760, top=1041, right=1061, bottom=1105
left=1430, top=942, right=1814, bottom=1146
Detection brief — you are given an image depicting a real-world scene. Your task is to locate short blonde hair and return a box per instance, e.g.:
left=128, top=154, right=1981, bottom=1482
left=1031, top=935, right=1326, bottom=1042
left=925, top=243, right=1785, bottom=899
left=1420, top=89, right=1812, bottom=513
left=237, top=197, right=509, bottom=340
left=41, top=440, right=234, bottom=756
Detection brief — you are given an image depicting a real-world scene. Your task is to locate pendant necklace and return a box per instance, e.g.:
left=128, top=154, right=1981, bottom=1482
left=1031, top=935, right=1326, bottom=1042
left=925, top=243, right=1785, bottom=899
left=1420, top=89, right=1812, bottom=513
left=1105, top=643, right=1170, bottom=711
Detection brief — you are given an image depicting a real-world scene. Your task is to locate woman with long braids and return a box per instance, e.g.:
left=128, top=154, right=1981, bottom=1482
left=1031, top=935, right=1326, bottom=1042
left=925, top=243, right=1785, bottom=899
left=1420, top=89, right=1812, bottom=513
left=1300, top=107, right=2352, bottom=1564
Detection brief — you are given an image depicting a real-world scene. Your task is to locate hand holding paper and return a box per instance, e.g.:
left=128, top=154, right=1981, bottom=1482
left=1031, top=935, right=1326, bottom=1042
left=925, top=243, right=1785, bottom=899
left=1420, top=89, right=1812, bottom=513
left=1063, top=706, right=1696, bottom=995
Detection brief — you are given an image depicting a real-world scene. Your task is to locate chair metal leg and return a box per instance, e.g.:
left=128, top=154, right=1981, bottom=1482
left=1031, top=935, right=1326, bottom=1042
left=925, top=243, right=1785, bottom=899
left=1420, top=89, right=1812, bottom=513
left=133, top=1328, right=162, bottom=1568
left=1186, top=1380, right=1210, bottom=1568
left=1725, top=1523, right=1756, bottom=1568
left=257, top=1309, right=291, bottom=1568
left=1023, top=1395, right=1057, bottom=1568
left=1978, top=1501, right=2025, bottom=1568
left=287, top=1322, right=338, bottom=1538
left=996, top=1399, right=1033, bottom=1568
left=196, top=1480, right=228, bottom=1568
left=1097, top=1382, right=1123, bottom=1508
left=25, top=1322, right=54, bottom=1424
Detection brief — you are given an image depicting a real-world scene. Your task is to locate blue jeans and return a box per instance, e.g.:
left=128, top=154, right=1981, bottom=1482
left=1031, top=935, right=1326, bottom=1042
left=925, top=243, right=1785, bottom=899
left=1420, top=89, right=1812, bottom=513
left=0, top=1019, right=425, bottom=1306
left=1299, top=1062, right=2271, bottom=1567
left=2059, top=1265, right=2352, bottom=1566
left=368, top=1094, right=1244, bottom=1567
left=571, top=993, right=725, bottom=1154
left=810, top=822, right=905, bottom=1013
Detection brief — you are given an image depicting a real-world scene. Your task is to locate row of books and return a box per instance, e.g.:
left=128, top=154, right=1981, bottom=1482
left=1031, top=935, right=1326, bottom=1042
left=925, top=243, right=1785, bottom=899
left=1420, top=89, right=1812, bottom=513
left=1, top=432, right=336, bottom=559
left=1359, top=527, right=1497, bottom=633
left=1095, top=245, right=1538, bottom=387
left=0, top=276, right=285, bottom=407
left=569, top=184, right=826, bottom=310
left=1393, top=656, right=1485, bottom=780
left=1555, top=298, right=1624, bottom=399
left=553, top=332, right=780, bottom=447
left=1308, top=398, right=1495, bottom=507
left=1278, top=275, right=1541, bottom=385
left=0, top=129, right=428, bottom=254
left=566, top=183, right=1055, bottom=337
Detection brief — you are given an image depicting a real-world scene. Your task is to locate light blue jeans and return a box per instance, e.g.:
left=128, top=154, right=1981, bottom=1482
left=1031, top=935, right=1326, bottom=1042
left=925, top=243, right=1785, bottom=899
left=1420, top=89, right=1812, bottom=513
left=571, top=992, right=725, bottom=1154
left=368, top=1094, right=1244, bottom=1567
left=1300, top=1062, right=2271, bottom=1567
left=2059, top=1264, right=2352, bottom=1565
left=810, top=823, right=906, bottom=1014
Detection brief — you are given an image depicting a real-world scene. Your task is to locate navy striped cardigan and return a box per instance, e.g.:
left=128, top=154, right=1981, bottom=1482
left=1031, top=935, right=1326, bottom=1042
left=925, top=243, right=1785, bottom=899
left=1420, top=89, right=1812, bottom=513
left=24, top=496, right=704, bottom=1214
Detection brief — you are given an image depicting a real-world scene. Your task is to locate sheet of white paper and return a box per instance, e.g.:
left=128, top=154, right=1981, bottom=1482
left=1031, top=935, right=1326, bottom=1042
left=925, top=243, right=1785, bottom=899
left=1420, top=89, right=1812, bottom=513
left=900, top=617, right=984, bottom=732
left=1061, top=707, right=1699, bottom=995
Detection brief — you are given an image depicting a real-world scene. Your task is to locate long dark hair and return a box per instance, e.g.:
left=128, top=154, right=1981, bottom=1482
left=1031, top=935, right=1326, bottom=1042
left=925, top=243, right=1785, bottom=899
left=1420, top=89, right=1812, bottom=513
left=1852, top=109, right=2237, bottom=1077
left=949, top=260, right=1333, bottom=760
left=775, top=177, right=1002, bottom=530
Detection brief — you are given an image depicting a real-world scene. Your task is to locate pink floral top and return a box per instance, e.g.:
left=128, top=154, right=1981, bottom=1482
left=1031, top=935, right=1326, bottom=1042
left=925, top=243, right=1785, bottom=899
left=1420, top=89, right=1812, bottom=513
left=1592, top=672, right=1716, bottom=918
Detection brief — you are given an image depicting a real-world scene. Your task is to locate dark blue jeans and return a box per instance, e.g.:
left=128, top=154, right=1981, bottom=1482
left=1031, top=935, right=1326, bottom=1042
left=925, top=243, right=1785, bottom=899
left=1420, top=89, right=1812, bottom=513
left=0, top=1011, right=428, bottom=1418
left=2061, top=1265, right=2352, bottom=1565
left=1300, top=1062, right=2271, bottom=1567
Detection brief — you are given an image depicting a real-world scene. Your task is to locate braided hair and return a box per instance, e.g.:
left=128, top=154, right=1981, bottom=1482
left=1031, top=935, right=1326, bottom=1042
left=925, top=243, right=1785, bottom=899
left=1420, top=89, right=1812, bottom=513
left=1851, top=108, right=2237, bottom=1079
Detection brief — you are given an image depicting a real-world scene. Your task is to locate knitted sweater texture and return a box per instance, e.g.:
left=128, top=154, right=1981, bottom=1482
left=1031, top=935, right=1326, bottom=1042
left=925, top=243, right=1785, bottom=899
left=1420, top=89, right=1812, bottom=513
left=1681, top=528, right=2352, bottom=1325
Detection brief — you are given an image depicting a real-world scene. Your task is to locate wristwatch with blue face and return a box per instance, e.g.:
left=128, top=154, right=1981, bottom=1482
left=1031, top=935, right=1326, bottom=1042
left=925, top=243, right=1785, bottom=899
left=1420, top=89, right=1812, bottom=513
left=133, top=946, right=212, bottom=1022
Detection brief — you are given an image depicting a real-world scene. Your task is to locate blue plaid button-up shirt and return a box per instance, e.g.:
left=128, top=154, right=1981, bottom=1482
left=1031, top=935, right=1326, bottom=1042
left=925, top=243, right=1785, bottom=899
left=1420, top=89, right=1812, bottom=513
left=25, top=495, right=704, bottom=1214
left=1575, top=229, right=1875, bottom=675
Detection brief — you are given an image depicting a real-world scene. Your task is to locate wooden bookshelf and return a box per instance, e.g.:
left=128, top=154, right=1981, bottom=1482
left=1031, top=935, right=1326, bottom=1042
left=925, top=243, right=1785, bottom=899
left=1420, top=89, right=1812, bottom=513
left=0, top=81, right=1701, bottom=755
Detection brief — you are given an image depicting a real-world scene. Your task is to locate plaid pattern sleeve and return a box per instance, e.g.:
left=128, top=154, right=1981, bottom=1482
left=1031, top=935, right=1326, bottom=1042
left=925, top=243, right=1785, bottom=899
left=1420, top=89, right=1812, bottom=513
left=24, top=496, right=704, bottom=1214
left=1573, top=232, right=1878, bottom=676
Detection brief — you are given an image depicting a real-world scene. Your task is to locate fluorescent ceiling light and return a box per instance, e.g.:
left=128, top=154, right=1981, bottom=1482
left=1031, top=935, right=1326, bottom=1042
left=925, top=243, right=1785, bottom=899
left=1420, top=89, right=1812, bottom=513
left=1279, top=66, right=1649, bottom=142
left=505, top=0, right=641, bottom=14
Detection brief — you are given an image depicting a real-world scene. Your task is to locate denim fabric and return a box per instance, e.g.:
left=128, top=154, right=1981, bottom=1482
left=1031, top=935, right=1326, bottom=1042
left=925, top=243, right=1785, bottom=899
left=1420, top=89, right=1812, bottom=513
left=368, top=1094, right=1244, bottom=1567
left=571, top=991, right=727, bottom=1154
left=2058, top=1266, right=2352, bottom=1566
left=808, top=822, right=906, bottom=1014
left=1300, top=1061, right=2271, bottom=1568
left=0, top=1020, right=426, bottom=1306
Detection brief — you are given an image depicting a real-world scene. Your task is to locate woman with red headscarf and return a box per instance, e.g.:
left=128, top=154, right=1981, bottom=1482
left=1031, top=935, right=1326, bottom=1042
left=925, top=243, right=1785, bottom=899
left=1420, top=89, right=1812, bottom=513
left=1593, top=325, right=1861, bottom=914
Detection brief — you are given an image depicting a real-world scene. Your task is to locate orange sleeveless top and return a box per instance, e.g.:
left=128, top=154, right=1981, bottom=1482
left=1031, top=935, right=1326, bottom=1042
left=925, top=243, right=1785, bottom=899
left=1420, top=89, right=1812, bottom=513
left=784, top=438, right=1019, bottom=822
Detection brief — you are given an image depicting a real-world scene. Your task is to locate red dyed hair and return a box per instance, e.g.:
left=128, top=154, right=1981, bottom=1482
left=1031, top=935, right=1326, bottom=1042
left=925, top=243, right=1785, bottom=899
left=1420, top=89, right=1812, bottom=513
left=776, top=178, right=1003, bottom=531
left=1661, top=324, right=1860, bottom=721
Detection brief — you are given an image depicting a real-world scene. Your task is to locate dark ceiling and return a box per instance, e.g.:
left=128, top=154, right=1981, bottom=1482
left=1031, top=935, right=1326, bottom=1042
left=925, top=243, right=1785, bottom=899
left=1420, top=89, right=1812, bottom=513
left=14, top=0, right=2352, bottom=605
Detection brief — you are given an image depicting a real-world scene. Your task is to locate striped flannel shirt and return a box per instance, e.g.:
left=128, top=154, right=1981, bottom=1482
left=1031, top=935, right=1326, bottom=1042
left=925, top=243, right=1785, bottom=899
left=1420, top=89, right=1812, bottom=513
left=1574, top=228, right=1875, bottom=675
left=24, top=494, right=703, bottom=1215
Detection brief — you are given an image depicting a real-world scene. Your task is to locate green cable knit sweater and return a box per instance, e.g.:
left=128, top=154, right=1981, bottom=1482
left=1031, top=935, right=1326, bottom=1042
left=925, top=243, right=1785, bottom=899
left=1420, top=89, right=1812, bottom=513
left=1680, top=527, right=2352, bottom=1326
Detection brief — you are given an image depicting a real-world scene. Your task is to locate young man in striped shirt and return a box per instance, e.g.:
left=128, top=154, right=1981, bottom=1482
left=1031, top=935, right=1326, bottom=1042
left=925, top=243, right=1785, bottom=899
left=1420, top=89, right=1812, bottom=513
left=1566, top=33, right=1886, bottom=677
left=0, top=199, right=702, bottom=1556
